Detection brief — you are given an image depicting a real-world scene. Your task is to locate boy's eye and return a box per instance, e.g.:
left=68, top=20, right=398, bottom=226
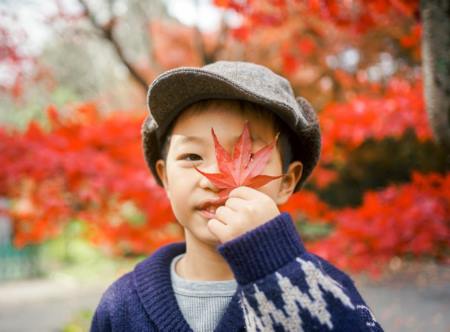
left=180, top=153, right=202, bottom=161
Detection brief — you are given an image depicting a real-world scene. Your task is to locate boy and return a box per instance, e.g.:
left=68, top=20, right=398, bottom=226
left=90, top=61, right=384, bottom=331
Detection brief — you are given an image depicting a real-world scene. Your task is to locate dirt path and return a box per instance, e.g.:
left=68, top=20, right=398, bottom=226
left=0, top=261, right=449, bottom=332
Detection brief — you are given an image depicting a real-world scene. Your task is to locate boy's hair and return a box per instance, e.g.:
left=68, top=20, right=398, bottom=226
left=159, top=99, right=295, bottom=174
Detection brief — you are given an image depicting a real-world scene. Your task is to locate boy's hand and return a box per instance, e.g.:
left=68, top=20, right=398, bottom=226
left=207, top=186, right=281, bottom=244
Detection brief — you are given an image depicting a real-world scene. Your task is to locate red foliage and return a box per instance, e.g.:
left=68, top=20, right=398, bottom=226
left=319, top=78, right=431, bottom=164
left=304, top=76, right=432, bottom=189
left=0, top=103, right=180, bottom=255
left=214, top=0, right=420, bottom=36
left=280, top=190, right=334, bottom=222
left=212, top=0, right=423, bottom=116
left=308, top=172, right=450, bottom=278
left=1, top=0, right=445, bottom=279
left=1, top=104, right=447, bottom=277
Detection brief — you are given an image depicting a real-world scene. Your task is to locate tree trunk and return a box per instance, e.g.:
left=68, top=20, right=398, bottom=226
left=420, top=0, right=450, bottom=152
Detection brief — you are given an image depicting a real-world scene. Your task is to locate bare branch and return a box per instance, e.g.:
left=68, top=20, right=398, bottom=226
left=211, top=15, right=229, bottom=59
left=134, top=1, right=163, bottom=71
left=193, top=26, right=209, bottom=64
left=193, top=13, right=229, bottom=64
left=77, top=0, right=148, bottom=91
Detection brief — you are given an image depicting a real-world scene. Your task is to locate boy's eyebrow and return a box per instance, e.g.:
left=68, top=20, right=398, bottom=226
left=178, top=136, right=206, bottom=144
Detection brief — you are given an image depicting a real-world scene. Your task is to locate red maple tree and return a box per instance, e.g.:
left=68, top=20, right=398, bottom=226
left=1, top=0, right=447, bottom=279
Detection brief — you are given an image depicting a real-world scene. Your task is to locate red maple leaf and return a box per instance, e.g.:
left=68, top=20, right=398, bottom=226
left=194, top=121, right=284, bottom=202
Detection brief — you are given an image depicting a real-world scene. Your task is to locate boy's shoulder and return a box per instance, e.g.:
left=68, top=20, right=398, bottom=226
left=91, top=242, right=187, bottom=331
left=98, top=270, right=136, bottom=310
left=100, top=241, right=186, bottom=305
left=92, top=266, right=165, bottom=332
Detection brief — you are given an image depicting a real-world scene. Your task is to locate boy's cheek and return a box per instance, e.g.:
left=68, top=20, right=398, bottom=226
left=255, top=184, right=282, bottom=205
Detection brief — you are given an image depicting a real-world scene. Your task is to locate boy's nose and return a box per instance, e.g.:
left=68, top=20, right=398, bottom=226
left=198, top=163, right=220, bottom=191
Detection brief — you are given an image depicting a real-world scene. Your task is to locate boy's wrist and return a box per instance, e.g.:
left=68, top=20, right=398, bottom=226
left=217, top=212, right=306, bottom=285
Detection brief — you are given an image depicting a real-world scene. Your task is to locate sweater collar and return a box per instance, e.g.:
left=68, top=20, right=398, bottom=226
left=133, top=241, right=245, bottom=332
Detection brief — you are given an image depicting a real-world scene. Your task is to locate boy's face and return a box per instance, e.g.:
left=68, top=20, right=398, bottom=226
left=155, top=102, right=301, bottom=246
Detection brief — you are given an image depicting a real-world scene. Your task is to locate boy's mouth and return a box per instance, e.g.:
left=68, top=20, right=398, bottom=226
left=204, top=206, right=217, bottom=213
left=197, top=204, right=219, bottom=214
left=198, top=209, right=216, bottom=219
left=197, top=206, right=218, bottom=219
left=196, top=199, right=224, bottom=216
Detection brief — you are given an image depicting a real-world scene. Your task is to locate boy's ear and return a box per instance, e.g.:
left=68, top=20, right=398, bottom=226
left=155, top=159, right=169, bottom=192
left=276, top=161, right=303, bottom=205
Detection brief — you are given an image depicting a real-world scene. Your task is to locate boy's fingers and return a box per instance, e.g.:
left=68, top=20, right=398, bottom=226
left=224, top=197, right=246, bottom=211
left=215, top=205, right=239, bottom=223
left=207, top=218, right=228, bottom=241
left=228, top=186, right=260, bottom=199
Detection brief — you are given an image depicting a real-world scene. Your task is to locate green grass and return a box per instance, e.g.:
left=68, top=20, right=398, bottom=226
left=39, top=219, right=144, bottom=281
left=62, top=309, right=94, bottom=332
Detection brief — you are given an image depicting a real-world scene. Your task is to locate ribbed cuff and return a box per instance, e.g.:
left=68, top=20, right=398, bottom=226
left=217, top=212, right=306, bottom=285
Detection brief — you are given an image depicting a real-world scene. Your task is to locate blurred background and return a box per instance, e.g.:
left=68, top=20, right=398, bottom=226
left=0, top=0, right=449, bottom=331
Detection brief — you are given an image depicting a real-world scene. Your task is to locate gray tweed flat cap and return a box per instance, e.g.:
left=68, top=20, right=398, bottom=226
left=141, top=60, right=321, bottom=192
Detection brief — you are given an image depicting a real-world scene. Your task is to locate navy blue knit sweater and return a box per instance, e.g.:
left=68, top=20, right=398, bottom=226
left=90, top=212, right=384, bottom=331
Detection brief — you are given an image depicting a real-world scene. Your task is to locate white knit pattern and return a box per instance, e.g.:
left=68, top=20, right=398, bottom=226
left=356, top=305, right=378, bottom=328
left=239, top=257, right=357, bottom=332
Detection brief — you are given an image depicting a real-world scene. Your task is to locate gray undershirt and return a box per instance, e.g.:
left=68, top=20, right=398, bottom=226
left=170, top=253, right=238, bottom=332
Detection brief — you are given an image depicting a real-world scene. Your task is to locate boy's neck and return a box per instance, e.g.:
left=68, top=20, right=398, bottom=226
left=175, top=231, right=235, bottom=281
